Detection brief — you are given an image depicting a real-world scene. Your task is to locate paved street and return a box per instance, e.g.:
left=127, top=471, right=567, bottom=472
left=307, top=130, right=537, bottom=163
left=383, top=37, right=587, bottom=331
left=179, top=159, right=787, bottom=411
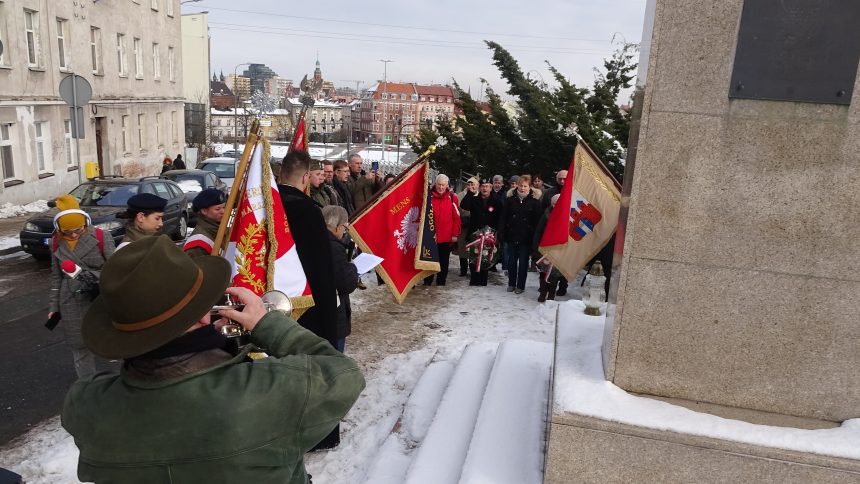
left=0, top=219, right=118, bottom=446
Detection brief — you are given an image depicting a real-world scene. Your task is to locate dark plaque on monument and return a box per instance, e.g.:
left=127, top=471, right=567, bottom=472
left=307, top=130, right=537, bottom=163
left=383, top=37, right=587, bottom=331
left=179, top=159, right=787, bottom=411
left=729, top=0, right=860, bottom=105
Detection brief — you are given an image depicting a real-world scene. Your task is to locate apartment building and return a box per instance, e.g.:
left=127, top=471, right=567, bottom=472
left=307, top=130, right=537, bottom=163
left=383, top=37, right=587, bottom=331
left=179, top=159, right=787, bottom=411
left=358, top=82, right=455, bottom=144
left=0, top=0, right=184, bottom=205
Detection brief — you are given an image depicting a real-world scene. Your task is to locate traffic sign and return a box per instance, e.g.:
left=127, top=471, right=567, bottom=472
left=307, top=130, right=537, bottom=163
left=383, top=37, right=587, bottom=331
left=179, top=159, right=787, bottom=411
left=59, top=74, right=92, bottom=107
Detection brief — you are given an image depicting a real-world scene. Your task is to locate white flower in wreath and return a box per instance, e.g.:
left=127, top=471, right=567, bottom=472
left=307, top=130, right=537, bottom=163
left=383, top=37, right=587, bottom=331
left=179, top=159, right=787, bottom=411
left=393, top=206, right=420, bottom=254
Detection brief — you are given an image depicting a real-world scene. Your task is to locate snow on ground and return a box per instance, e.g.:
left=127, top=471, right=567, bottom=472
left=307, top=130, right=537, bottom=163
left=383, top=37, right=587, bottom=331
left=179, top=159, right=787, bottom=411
left=554, top=300, right=860, bottom=460
left=0, top=235, right=20, bottom=251
left=0, top=262, right=560, bottom=483
left=0, top=200, right=48, bottom=219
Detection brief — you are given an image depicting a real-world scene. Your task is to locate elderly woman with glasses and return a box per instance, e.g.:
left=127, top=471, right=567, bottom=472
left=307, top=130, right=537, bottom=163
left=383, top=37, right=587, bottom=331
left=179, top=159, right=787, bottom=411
left=48, top=194, right=116, bottom=377
left=321, top=205, right=359, bottom=353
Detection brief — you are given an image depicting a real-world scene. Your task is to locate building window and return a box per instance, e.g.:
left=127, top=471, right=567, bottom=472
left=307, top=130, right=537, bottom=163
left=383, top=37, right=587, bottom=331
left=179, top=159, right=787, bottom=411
left=151, top=0, right=159, bottom=11
left=63, top=119, right=76, bottom=166
left=152, top=42, right=160, bottom=79
left=34, top=122, right=49, bottom=172
left=167, top=46, right=174, bottom=81
left=24, top=9, right=41, bottom=67
left=400, top=93, right=406, bottom=100
left=0, top=3, right=7, bottom=66
left=133, top=37, right=143, bottom=78
left=155, top=112, right=162, bottom=146
left=121, top=115, right=129, bottom=153
left=137, top=114, right=145, bottom=149
left=0, top=124, right=14, bottom=180
left=166, top=0, right=173, bottom=17
left=90, top=27, right=102, bottom=74
left=116, top=33, right=127, bottom=76
left=171, top=111, right=177, bottom=142
left=56, top=18, right=69, bottom=70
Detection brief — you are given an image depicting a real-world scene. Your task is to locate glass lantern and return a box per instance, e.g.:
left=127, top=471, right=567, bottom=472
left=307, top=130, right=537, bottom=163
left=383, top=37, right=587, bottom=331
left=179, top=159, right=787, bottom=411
left=583, top=261, right=606, bottom=316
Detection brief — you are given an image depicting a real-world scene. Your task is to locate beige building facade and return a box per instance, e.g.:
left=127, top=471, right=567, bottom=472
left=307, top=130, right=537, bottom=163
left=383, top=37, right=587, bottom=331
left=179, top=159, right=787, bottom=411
left=0, top=0, right=184, bottom=205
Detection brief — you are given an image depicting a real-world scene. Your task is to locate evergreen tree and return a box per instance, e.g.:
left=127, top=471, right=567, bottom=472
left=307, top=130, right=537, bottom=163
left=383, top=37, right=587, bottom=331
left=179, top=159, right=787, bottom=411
left=414, top=41, right=637, bottom=182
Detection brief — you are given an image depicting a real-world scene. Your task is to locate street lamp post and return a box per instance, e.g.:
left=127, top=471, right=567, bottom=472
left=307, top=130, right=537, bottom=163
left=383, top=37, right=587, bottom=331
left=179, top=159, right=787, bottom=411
left=233, top=62, right=252, bottom=152
left=379, top=59, right=392, bottom=162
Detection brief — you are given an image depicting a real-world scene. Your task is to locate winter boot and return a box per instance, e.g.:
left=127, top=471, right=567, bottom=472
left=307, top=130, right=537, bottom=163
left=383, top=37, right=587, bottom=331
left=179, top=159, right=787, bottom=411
left=538, top=277, right=549, bottom=302
left=547, top=284, right=557, bottom=301
left=538, top=290, right=547, bottom=303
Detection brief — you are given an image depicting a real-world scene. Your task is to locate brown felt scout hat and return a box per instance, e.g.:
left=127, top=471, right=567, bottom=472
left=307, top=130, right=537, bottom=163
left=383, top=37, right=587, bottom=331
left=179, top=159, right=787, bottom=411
left=82, top=235, right=230, bottom=359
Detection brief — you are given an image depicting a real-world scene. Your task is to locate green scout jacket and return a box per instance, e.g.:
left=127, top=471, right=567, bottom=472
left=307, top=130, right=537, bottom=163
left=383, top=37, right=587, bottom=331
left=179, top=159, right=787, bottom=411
left=61, top=312, right=365, bottom=484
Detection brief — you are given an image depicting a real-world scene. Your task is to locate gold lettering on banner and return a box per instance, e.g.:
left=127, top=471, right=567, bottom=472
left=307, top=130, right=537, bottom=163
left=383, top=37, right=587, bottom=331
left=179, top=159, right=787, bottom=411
left=423, top=248, right=431, bottom=258
left=390, top=196, right=411, bottom=215
left=246, top=186, right=263, bottom=198
left=581, top=158, right=620, bottom=203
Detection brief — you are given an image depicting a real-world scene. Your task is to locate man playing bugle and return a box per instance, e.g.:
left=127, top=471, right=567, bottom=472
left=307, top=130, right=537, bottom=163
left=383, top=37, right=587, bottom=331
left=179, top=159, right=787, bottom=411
left=61, top=235, right=365, bottom=483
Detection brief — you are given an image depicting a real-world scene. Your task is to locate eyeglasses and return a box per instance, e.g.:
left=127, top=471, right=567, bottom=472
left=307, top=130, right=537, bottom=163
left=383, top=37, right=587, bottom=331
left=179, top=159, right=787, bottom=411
left=339, top=223, right=350, bottom=230
left=60, top=226, right=86, bottom=237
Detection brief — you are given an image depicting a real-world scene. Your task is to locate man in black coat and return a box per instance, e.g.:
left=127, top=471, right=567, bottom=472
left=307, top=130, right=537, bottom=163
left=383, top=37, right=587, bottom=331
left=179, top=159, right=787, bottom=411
left=277, top=150, right=338, bottom=346
left=277, top=150, right=342, bottom=450
left=460, top=178, right=503, bottom=286
left=498, top=175, right=543, bottom=294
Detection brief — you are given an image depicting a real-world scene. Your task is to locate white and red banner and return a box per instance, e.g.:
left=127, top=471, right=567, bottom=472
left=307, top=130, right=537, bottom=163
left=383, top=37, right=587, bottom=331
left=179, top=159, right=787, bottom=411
left=538, top=142, right=621, bottom=280
left=224, top=140, right=314, bottom=310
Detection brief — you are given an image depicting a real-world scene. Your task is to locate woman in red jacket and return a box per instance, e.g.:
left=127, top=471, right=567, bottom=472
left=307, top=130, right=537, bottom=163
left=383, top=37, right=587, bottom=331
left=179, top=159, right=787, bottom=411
left=423, top=173, right=461, bottom=286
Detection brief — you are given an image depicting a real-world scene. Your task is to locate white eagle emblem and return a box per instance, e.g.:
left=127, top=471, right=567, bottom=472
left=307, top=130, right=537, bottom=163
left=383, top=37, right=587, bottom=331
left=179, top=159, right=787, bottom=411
left=393, top=206, right=420, bottom=254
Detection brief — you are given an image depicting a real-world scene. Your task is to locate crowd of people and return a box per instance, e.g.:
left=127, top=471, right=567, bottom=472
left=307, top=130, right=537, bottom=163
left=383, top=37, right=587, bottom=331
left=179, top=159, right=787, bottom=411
left=44, top=148, right=589, bottom=482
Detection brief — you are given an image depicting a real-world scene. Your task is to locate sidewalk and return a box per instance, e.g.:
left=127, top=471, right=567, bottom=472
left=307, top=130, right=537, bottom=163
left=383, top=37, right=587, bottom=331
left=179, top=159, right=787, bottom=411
left=0, top=215, right=27, bottom=254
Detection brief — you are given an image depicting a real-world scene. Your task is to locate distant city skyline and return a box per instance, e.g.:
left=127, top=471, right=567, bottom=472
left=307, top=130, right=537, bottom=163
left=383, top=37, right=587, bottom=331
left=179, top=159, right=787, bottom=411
left=184, top=0, right=647, bottom=100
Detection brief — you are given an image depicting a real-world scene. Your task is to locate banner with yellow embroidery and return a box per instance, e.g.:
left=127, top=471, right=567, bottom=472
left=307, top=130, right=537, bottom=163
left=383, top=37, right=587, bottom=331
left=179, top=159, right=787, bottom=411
left=349, top=158, right=440, bottom=304
left=538, top=142, right=621, bottom=281
left=225, top=140, right=314, bottom=310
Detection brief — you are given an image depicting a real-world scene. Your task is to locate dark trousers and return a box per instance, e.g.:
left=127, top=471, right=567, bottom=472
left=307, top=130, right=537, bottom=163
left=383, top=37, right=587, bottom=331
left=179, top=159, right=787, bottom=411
left=506, top=242, right=530, bottom=290
left=425, top=242, right=452, bottom=286
left=470, top=269, right=489, bottom=286
left=459, top=256, right=470, bottom=275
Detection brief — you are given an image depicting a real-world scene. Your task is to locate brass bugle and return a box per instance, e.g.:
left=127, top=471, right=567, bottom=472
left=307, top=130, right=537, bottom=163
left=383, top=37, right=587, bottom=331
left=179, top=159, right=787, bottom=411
left=213, top=290, right=293, bottom=338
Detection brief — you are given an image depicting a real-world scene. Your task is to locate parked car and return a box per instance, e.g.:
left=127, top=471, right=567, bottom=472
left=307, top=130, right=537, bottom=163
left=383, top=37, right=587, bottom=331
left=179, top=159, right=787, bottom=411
left=198, top=157, right=239, bottom=190
left=219, top=150, right=240, bottom=158
left=160, top=169, right=228, bottom=225
left=19, top=176, right=190, bottom=260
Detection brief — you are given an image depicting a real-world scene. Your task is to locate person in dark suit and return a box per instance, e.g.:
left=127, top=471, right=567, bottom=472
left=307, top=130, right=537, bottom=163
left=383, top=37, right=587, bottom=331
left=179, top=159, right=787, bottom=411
left=276, top=150, right=342, bottom=450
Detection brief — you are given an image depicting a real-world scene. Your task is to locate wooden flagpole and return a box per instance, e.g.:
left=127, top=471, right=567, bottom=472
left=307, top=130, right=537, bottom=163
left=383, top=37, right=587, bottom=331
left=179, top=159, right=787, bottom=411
left=212, top=118, right=261, bottom=256
left=574, top=135, right=623, bottom=192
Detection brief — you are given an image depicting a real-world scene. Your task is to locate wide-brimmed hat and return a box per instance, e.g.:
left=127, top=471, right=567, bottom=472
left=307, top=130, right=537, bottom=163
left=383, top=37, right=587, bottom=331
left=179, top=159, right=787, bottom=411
left=82, top=235, right=230, bottom=359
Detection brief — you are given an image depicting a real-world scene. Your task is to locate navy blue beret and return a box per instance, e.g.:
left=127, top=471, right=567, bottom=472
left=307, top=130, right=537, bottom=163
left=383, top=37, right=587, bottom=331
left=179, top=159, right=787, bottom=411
left=192, top=188, right=227, bottom=211
left=127, top=193, right=166, bottom=212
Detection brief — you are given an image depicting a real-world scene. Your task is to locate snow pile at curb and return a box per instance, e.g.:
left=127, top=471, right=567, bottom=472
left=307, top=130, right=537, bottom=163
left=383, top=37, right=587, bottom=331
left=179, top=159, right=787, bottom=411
left=0, top=418, right=78, bottom=483
left=553, top=300, right=860, bottom=460
left=0, top=200, right=48, bottom=219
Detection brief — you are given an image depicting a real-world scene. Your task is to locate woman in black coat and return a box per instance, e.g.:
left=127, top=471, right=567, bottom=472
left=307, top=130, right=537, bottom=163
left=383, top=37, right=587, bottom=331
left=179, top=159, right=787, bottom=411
left=322, top=205, right=359, bottom=352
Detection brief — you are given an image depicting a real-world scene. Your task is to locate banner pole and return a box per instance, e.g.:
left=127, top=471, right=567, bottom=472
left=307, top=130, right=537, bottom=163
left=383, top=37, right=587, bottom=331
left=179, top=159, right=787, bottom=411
left=574, top=135, right=622, bottom=192
left=212, top=118, right=261, bottom=255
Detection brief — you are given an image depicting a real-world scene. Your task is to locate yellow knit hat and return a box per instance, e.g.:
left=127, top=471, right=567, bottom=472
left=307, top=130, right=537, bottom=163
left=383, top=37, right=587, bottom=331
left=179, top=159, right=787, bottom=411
left=55, top=194, right=86, bottom=231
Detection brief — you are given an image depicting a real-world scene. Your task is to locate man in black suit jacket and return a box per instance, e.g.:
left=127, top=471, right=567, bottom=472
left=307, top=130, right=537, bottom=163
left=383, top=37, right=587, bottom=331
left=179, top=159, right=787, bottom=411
left=277, top=150, right=337, bottom=347
left=277, top=150, right=341, bottom=450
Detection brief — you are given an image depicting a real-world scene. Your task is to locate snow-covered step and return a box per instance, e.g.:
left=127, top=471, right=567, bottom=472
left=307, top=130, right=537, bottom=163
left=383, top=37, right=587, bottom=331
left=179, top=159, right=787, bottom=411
left=459, top=339, right=553, bottom=484
left=362, top=359, right=456, bottom=484
left=404, top=343, right=499, bottom=484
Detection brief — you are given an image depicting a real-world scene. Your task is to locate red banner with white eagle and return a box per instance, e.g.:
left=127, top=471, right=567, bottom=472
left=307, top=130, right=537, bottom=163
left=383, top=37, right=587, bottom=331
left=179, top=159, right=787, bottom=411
left=538, top=141, right=621, bottom=280
left=224, top=139, right=314, bottom=312
left=349, top=158, right=440, bottom=303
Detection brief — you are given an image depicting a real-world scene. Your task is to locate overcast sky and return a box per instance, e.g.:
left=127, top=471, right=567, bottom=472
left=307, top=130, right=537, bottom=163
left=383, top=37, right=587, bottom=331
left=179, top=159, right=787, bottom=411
left=184, top=0, right=647, bottom=99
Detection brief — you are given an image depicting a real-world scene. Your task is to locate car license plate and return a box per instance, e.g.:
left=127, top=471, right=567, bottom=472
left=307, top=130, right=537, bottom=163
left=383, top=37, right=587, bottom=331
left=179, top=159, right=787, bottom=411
left=43, top=238, right=51, bottom=245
